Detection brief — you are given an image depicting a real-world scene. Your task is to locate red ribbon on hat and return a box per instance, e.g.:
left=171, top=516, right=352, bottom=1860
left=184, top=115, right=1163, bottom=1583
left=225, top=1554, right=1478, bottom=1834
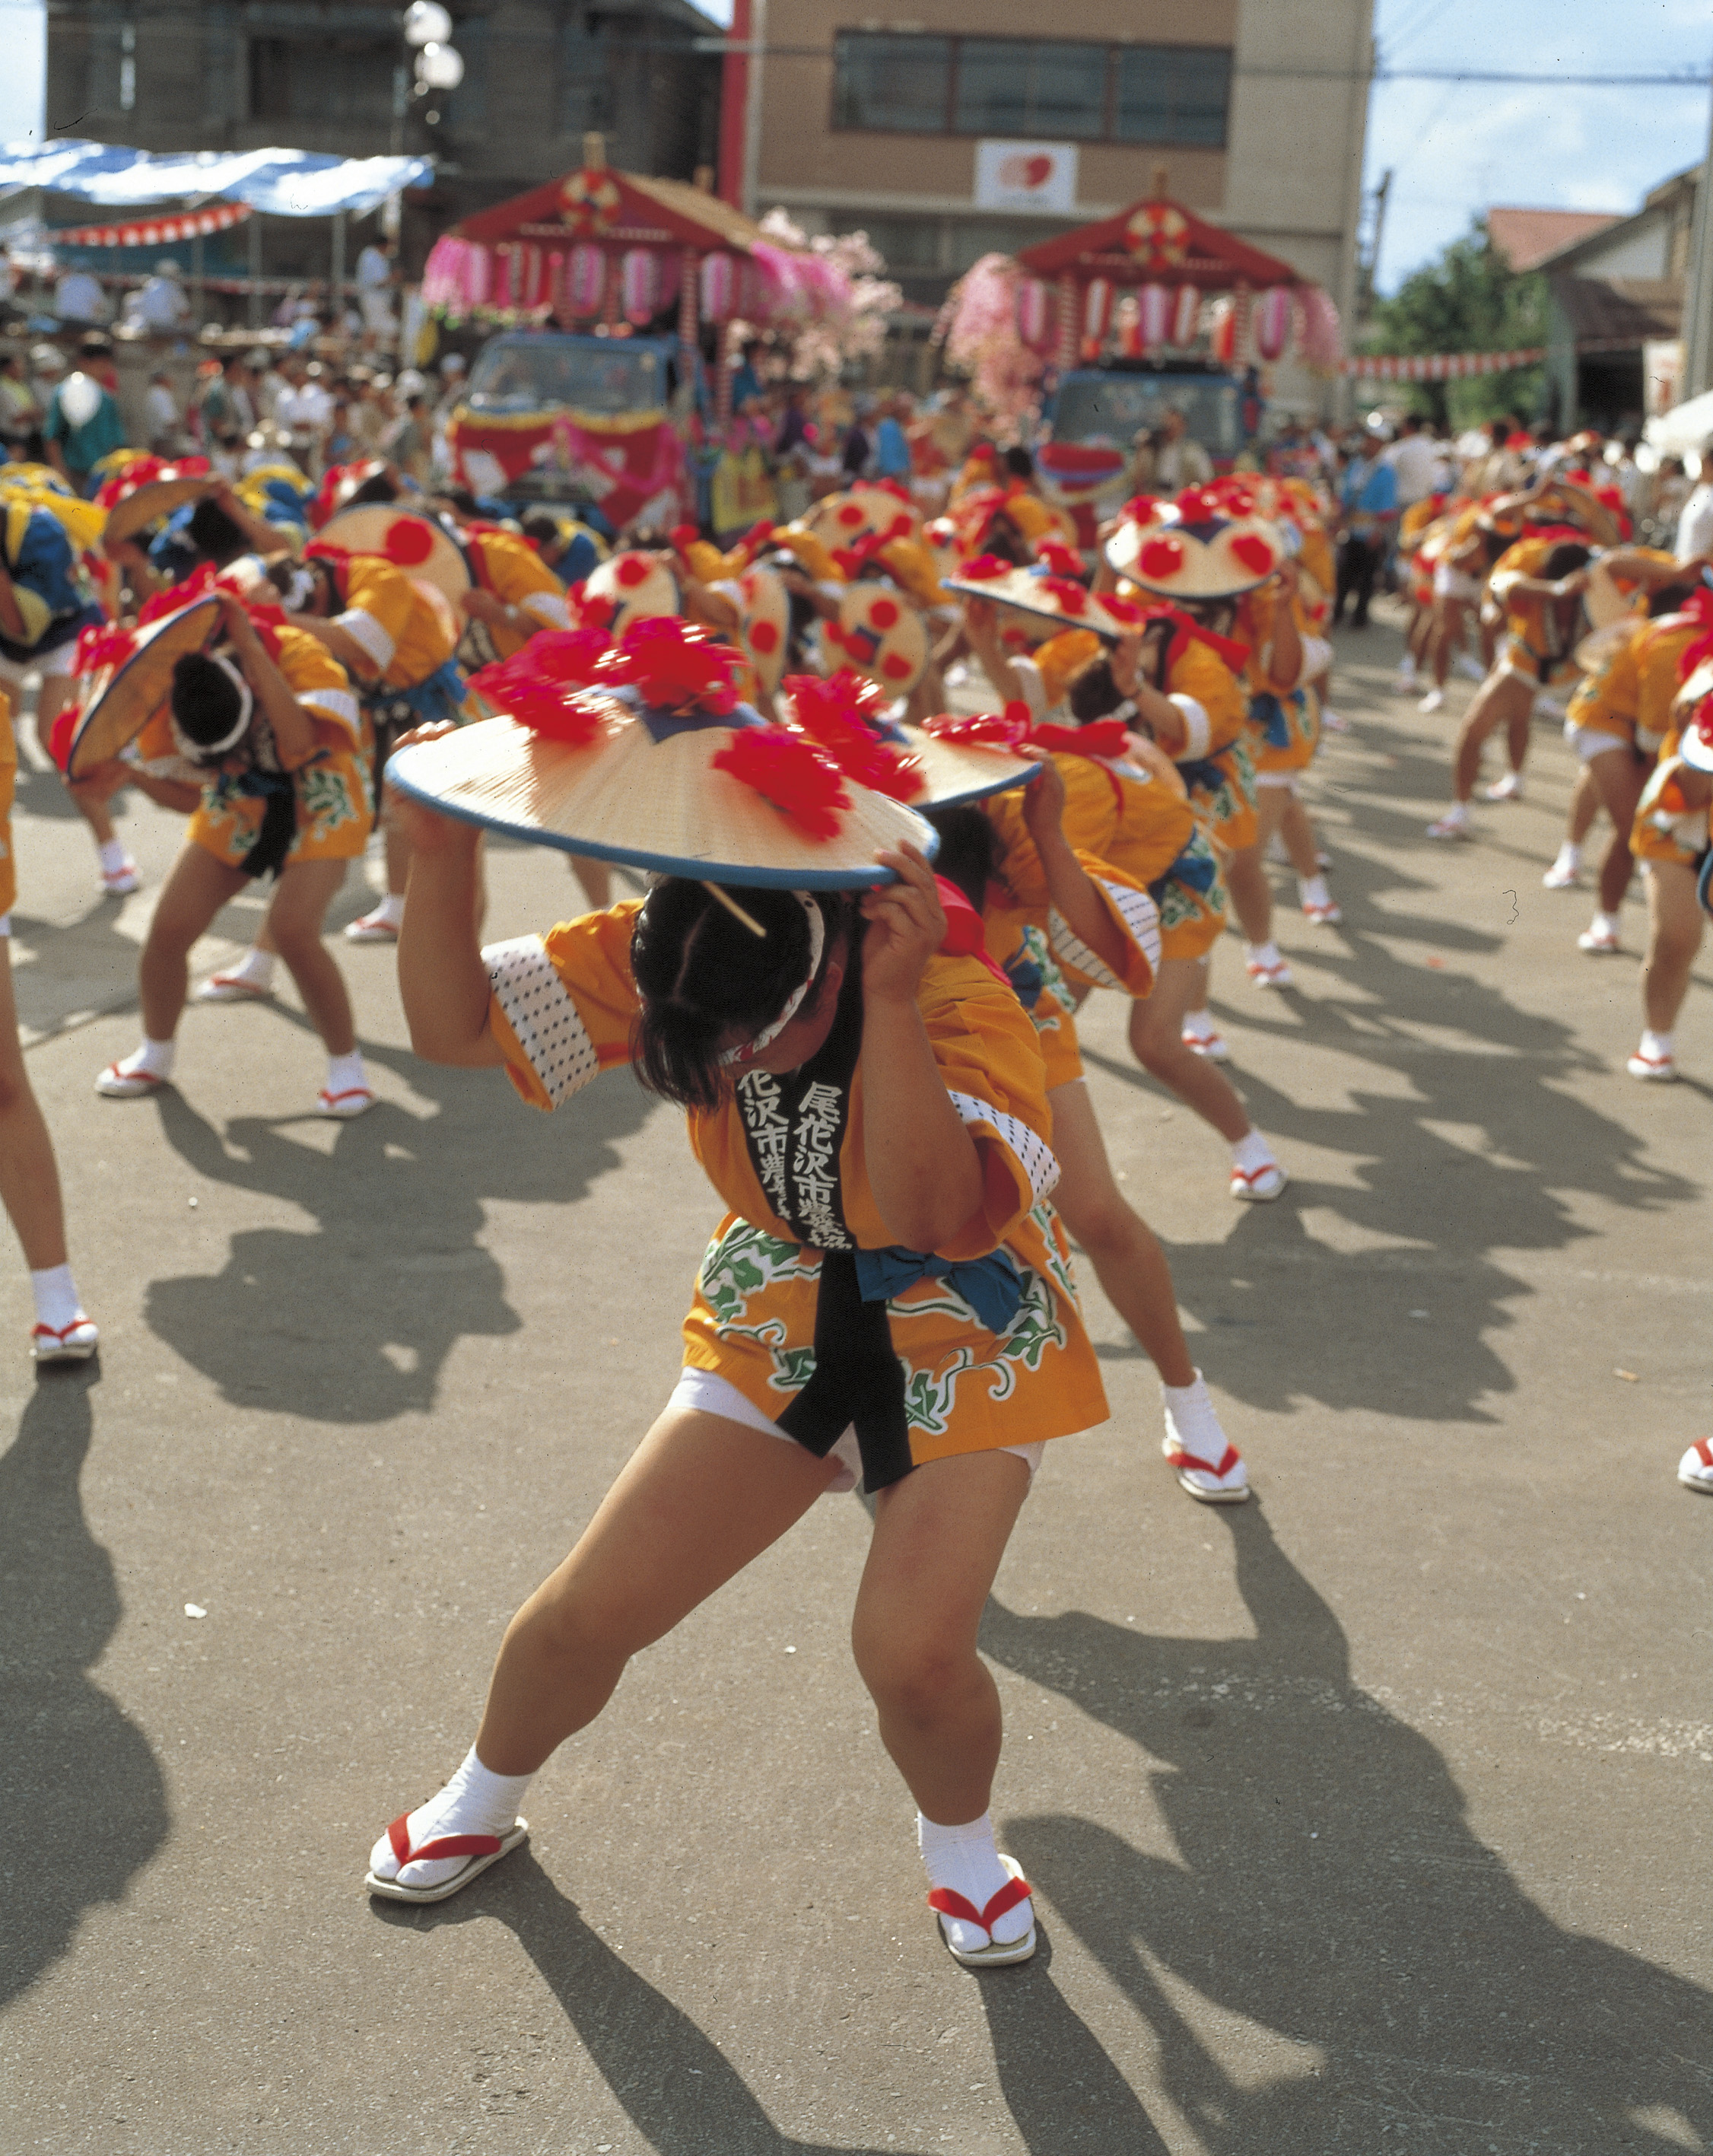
left=934, top=879, right=1012, bottom=987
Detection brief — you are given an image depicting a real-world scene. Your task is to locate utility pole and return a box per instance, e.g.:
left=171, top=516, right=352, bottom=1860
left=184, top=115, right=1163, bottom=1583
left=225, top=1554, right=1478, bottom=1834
left=1683, top=67, right=1713, bottom=401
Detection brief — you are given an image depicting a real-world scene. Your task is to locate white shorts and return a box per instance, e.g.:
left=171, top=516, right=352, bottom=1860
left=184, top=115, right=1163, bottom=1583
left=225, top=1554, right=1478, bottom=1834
left=0, top=637, right=80, bottom=688
left=1433, top=563, right=1479, bottom=602
left=1564, top=722, right=1629, bottom=764
left=667, top=1366, right=1045, bottom=1497
left=1253, top=769, right=1301, bottom=793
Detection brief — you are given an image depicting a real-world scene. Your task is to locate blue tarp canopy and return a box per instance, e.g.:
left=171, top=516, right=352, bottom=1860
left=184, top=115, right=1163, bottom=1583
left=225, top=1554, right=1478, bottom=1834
left=0, top=140, right=433, bottom=218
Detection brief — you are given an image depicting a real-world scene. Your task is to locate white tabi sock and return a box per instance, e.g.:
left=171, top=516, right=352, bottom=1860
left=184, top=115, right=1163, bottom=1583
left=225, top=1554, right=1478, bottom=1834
left=97, top=838, right=130, bottom=877
left=324, top=1049, right=367, bottom=1097
left=1298, top=875, right=1332, bottom=911
left=1638, top=1029, right=1674, bottom=1064
left=30, top=1263, right=87, bottom=1334
left=1230, top=1128, right=1276, bottom=1176
left=1244, top=940, right=1284, bottom=971
left=114, top=1038, right=176, bottom=1083
left=367, top=893, right=405, bottom=929
left=1182, top=1007, right=1219, bottom=1041
left=369, top=1745, right=533, bottom=1891
left=229, top=946, right=277, bottom=991
left=918, top=1811, right=1031, bottom=1952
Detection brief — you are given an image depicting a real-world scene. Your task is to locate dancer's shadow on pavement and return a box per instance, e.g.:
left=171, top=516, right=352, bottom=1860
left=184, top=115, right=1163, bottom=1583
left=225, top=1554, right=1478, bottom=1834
left=140, top=1039, right=658, bottom=1420
left=377, top=1859, right=1167, bottom=2155
left=980, top=1506, right=1713, bottom=2154
left=1085, top=836, right=1696, bottom=1423
left=0, top=1363, right=167, bottom=2007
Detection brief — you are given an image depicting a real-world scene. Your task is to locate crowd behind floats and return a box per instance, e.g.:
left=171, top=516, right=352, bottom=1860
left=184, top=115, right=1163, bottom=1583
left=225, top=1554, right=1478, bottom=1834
left=1, top=365, right=1710, bottom=1961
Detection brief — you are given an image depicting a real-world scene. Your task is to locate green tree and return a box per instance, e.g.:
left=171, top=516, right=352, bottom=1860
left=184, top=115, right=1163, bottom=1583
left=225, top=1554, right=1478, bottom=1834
left=1365, top=218, right=1548, bottom=428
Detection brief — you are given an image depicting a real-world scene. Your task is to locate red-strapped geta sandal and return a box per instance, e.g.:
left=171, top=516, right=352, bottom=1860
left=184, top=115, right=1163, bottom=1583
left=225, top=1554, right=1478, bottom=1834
left=364, top=1811, right=529, bottom=1903
left=928, top=1856, right=1036, bottom=1967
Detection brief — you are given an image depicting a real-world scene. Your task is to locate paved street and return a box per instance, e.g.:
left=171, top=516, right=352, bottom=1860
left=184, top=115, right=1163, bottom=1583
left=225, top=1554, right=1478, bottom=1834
left=2, top=613, right=1710, bottom=2154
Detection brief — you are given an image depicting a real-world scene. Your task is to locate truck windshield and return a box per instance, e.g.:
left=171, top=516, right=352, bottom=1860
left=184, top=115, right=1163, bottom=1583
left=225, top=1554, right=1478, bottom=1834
left=466, top=339, right=664, bottom=416
left=1054, top=375, right=1240, bottom=460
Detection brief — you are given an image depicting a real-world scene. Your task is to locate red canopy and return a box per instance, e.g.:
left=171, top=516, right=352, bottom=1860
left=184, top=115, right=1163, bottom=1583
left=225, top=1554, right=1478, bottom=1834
left=453, top=164, right=775, bottom=256
left=1017, top=191, right=1303, bottom=291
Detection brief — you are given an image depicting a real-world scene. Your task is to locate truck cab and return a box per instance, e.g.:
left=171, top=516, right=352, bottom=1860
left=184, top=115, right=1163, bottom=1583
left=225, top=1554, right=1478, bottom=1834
left=1038, top=356, right=1244, bottom=539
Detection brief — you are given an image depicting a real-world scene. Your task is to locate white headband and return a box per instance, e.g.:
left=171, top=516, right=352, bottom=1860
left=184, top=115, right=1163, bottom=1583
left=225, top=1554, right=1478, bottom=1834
left=178, top=652, right=254, bottom=760
left=718, top=893, right=825, bottom=1068
left=281, top=564, right=317, bottom=611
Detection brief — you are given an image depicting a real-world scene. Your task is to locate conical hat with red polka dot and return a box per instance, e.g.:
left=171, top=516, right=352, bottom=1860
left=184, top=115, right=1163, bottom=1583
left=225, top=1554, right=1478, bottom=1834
left=942, top=558, right=1144, bottom=643
left=827, top=584, right=927, bottom=695
left=805, top=483, right=920, bottom=551
left=583, top=549, right=680, bottom=632
left=318, top=505, right=472, bottom=606
left=1104, top=489, right=1285, bottom=602
left=734, top=565, right=790, bottom=694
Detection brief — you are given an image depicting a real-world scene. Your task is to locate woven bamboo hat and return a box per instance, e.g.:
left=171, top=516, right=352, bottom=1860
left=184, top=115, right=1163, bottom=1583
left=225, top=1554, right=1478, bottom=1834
left=316, top=505, right=471, bottom=605
left=778, top=671, right=1035, bottom=810
left=387, top=617, right=936, bottom=888
left=1105, top=488, right=1286, bottom=602
left=734, top=565, right=790, bottom=694
left=944, top=546, right=1146, bottom=642
left=63, top=595, right=221, bottom=779
left=827, top=583, right=928, bottom=694
left=583, top=549, right=679, bottom=631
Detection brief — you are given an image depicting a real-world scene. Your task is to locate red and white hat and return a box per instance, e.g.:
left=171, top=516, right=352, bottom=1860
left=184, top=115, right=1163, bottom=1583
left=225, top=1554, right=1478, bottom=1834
left=315, top=505, right=472, bottom=606
left=733, top=565, right=790, bottom=694
left=584, top=549, right=679, bottom=633
left=1105, top=487, right=1286, bottom=602
left=806, top=482, right=920, bottom=551
left=944, top=540, right=1146, bottom=642
left=826, top=584, right=927, bottom=695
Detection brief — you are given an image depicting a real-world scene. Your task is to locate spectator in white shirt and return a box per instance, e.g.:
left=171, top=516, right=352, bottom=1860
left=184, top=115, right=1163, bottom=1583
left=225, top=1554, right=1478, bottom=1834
left=53, top=269, right=109, bottom=326
left=1674, top=445, right=1713, bottom=562
left=273, top=355, right=333, bottom=475
left=356, top=240, right=396, bottom=339
left=130, top=259, right=191, bottom=335
left=144, top=368, right=182, bottom=455
left=1382, top=412, right=1441, bottom=508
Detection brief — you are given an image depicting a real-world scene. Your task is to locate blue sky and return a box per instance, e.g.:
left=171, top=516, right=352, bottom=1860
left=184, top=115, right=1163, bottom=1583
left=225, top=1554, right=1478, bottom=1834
left=1365, top=0, right=1711, bottom=289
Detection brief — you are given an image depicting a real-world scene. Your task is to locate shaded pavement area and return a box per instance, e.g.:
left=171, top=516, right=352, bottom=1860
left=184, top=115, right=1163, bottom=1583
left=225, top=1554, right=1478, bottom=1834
left=1, top=609, right=1709, bottom=2152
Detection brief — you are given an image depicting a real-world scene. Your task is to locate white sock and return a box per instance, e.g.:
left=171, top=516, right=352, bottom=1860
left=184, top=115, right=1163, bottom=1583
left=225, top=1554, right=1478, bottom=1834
left=918, top=1811, right=1031, bottom=1952
left=325, top=1049, right=367, bottom=1097
left=30, top=1263, right=87, bottom=1333
left=1589, top=911, right=1619, bottom=938
left=115, top=1038, right=176, bottom=1083
left=1396, top=653, right=1417, bottom=679
left=1435, top=800, right=1469, bottom=826
left=1552, top=842, right=1581, bottom=870
left=230, top=946, right=277, bottom=990
left=1162, top=1369, right=1241, bottom=1487
left=368, top=1745, right=532, bottom=1891
left=1182, top=1007, right=1218, bottom=1040
left=1230, top=1128, right=1276, bottom=1175
left=366, top=893, right=405, bottom=928
left=1298, top=875, right=1331, bottom=911
left=1244, top=940, right=1283, bottom=971
left=1638, top=1029, right=1674, bottom=1063
left=97, top=838, right=130, bottom=876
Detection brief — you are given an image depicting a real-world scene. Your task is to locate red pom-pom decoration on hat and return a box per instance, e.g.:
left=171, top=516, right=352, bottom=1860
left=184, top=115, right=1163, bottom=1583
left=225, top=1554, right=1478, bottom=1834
left=1231, top=534, right=1276, bottom=576
left=48, top=701, right=79, bottom=772
left=615, top=554, right=652, bottom=589
left=383, top=520, right=435, bottom=568
left=921, top=705, right=1031, bottom=750
left=956, top=555, right=1010, bottom=581
left=712, top=727, right=850, bottom=839
left=1139, top=538, right=1185, bottom=579
left=73, top=622, right=141, bottom=676
left=1038, top=577, right=1088, bottom=615
left=1103, top=594, right=1146, bottom=626
left=596, top=615, right=739, bottom=714
left=1034, top=540, right=1083, bottom=579
left=783, top=672, right=923, bottom=800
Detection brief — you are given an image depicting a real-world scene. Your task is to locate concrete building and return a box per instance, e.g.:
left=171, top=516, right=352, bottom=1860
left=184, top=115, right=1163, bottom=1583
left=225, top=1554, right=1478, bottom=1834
left=745, top=0, right=1373, bottom=408
left=44, top=1, right=723, bottom=268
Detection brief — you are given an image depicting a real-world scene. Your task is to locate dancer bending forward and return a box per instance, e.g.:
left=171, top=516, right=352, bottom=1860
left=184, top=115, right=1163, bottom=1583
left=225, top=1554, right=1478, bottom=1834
left=367, top=802, right=1108, bottom=1969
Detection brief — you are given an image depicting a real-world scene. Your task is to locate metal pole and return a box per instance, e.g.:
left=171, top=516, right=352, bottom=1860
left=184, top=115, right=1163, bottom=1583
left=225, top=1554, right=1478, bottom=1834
left=1681, top=80, right=1713, bottom=402
left=192, top=231, right=204, bottom=329
left=331, top=210, right=347, bottom=340
left=740, top=0, right=767, bottom=220
left=248, top=211, right=262, bottom=330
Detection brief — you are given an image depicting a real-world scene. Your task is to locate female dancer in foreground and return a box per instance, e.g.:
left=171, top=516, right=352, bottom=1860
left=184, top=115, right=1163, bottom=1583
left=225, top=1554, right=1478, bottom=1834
left=366, top=782, right=1108, bottom=1967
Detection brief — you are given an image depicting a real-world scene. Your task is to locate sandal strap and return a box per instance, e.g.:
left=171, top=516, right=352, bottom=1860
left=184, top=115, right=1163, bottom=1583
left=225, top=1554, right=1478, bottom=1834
left=1692, top=1439, right=1713, bottom=1469
left=386, top=1811, right=501, bottom=1867
left=31, top=1321, right=90, bottom=1344
left=1166, top=1442, right=1241, bottom=1480
left=319, top=1087, right=373, bottom=1106
left=1230, top=1163, right=1278, bottom=1188
left=927, top=1874, right=1032, bottom=1937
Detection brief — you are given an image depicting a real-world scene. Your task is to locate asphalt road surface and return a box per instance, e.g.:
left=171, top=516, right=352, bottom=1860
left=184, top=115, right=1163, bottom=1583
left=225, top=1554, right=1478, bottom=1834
left=2, top=611, right=1710, bottom=2155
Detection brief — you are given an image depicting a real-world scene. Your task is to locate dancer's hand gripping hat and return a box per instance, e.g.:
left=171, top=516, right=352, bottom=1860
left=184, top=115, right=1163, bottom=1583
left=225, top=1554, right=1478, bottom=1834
left=388, top=615, right=939, bottom=888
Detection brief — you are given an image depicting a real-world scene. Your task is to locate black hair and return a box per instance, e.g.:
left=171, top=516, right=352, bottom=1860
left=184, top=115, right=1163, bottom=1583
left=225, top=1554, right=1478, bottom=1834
left=1068, top=651, right=1122, bottom=721
left=1543, top=542, right=1591, bottom=580
left=186, top=498, right=248, bottom=567
left=629, top=881, right=852, bottom=1111
left=345, top=470, right=399, bottom=509
left=169, top=651, right=246, bottom=759
left=1176, top=593, right=1238, bottom=637
left=439, top=485, right=482, bottom=519
left=922, top=806, right=1000, bottom=913
left=980, top=514, right=1033, bottom=567
left=519, top=512, right=563, bottom=555
left=1649, top=580, right=1697, bottom=618
left=1003, top=447, right=1034, bottom=481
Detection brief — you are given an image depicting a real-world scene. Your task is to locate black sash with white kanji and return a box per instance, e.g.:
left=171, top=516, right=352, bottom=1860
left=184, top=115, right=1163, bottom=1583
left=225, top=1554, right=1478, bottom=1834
left=733, top=968, right=916, bottom=1492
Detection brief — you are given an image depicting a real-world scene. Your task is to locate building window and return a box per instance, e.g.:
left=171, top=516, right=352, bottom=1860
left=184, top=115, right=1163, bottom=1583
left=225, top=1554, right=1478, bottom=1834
left=831, top=31, right=1231, bottom=148
left=831, top=33, right=952, bottom=134
left=249, top=35, right=399, bottom=127
left=1114, top=45, right=1232, bottom=148
left=953, top=41, right=1107, bottom=142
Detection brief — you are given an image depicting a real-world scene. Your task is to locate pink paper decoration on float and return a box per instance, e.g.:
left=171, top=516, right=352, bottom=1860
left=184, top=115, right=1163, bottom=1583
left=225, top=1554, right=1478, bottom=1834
left=1082, top=277, right=1114, bottom=353
left=1137, top=283, right=1171, bottom=350
left=701, top=252, right=737, bottom=323
left=1209, top=295, right=1238, bottom=365
left=1171, top=284, right=1200, bottom=346
left=1015, top=275, right=1053, bottom=351
left=621, top=248, right=659, bottom=326
left=567, top=243, right=605, bottom=318
left=1255, top=285, right=1293, bottom=362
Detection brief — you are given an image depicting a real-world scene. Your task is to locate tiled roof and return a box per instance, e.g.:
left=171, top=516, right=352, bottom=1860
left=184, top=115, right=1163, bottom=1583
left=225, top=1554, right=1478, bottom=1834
left=1487, top=208, right=1622, bottom=274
